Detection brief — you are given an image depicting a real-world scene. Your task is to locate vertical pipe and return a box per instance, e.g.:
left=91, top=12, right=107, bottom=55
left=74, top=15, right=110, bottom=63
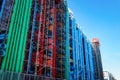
left=37, top=0, right=45, bottom=75
left=52, top=7, right=56, bottom=78
left=0, top=0, right=6, bottom=20
left=20, top=0, right=32, bottom=72
left=11, top=0, right=25, bottom=72
left=27, top=0, right=37, bottom=73
left=16, top=0, right=32, bottom=72
left=1, top=0, right=32, bottom=72
left=65, top=0, right=70, bottom=79
left=1, top=0, right=19, bottom=70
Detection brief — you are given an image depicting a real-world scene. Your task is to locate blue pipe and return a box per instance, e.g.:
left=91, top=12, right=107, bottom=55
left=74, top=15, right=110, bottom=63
left=0, top=0, right=6, bottom=20
left=27, top=0, right=37, bottom=73
left=0, top=34, right=6, bottom=43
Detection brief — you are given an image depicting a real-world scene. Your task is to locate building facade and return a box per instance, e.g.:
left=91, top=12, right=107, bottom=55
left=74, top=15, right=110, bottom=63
left=92, top=38, right=104, bottom=80
left=104, top=71, right=116, bottom=80
left=0, top=0, right=104, bottom=80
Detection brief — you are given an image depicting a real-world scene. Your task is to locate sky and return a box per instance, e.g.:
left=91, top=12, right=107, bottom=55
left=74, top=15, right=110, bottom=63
left=68, top=0, right=120, bottom=79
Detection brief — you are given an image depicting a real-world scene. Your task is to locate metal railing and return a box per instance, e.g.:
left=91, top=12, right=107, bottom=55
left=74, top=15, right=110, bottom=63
left=0, top=70, right=64, bottom=80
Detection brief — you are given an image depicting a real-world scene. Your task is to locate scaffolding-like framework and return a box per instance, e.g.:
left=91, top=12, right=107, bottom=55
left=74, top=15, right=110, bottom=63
left=24, top=0, right=58, bottom=78
left=69, top=10, right=95, bottom=80
left=23, top=0, right=69, bottom=79
left=56, top=1, right=66, bottom=79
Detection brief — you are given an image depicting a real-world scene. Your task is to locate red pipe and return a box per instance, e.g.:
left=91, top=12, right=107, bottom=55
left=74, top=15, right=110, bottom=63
left=52, top=7, right=56, bottom=78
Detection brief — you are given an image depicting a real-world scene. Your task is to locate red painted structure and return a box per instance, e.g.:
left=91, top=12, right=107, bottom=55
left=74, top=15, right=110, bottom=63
left=23, top=0, right=62, bottom=78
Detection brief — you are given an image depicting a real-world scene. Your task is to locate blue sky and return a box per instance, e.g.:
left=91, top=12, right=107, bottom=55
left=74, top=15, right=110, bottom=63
left=68, top=0, right=120, bottom=79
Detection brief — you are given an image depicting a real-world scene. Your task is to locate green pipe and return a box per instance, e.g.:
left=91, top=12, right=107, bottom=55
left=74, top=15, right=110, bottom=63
left=16, top=1, right=29, bottom=72
left=13, top=0, right=26, bottom=72
left=7, top=1, right=19, bottom=71
left=1, top=0, right=18, bottom=70
left=15, top=0, right=32, bottom=72
left=6, top=0, right=20, bottom=71
left=1, top=0, right=32, bottom=73
left=8, top=0, right=22, bottom=71
left=65, top=1, right=70, bottom=80
left=11, top=0, right=25, bottom=71
left=19, top=0, right=32, bottom=72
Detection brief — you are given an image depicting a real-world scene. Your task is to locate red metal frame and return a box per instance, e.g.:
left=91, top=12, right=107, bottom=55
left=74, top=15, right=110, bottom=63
left=37, top=0, right=46, bottom=75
